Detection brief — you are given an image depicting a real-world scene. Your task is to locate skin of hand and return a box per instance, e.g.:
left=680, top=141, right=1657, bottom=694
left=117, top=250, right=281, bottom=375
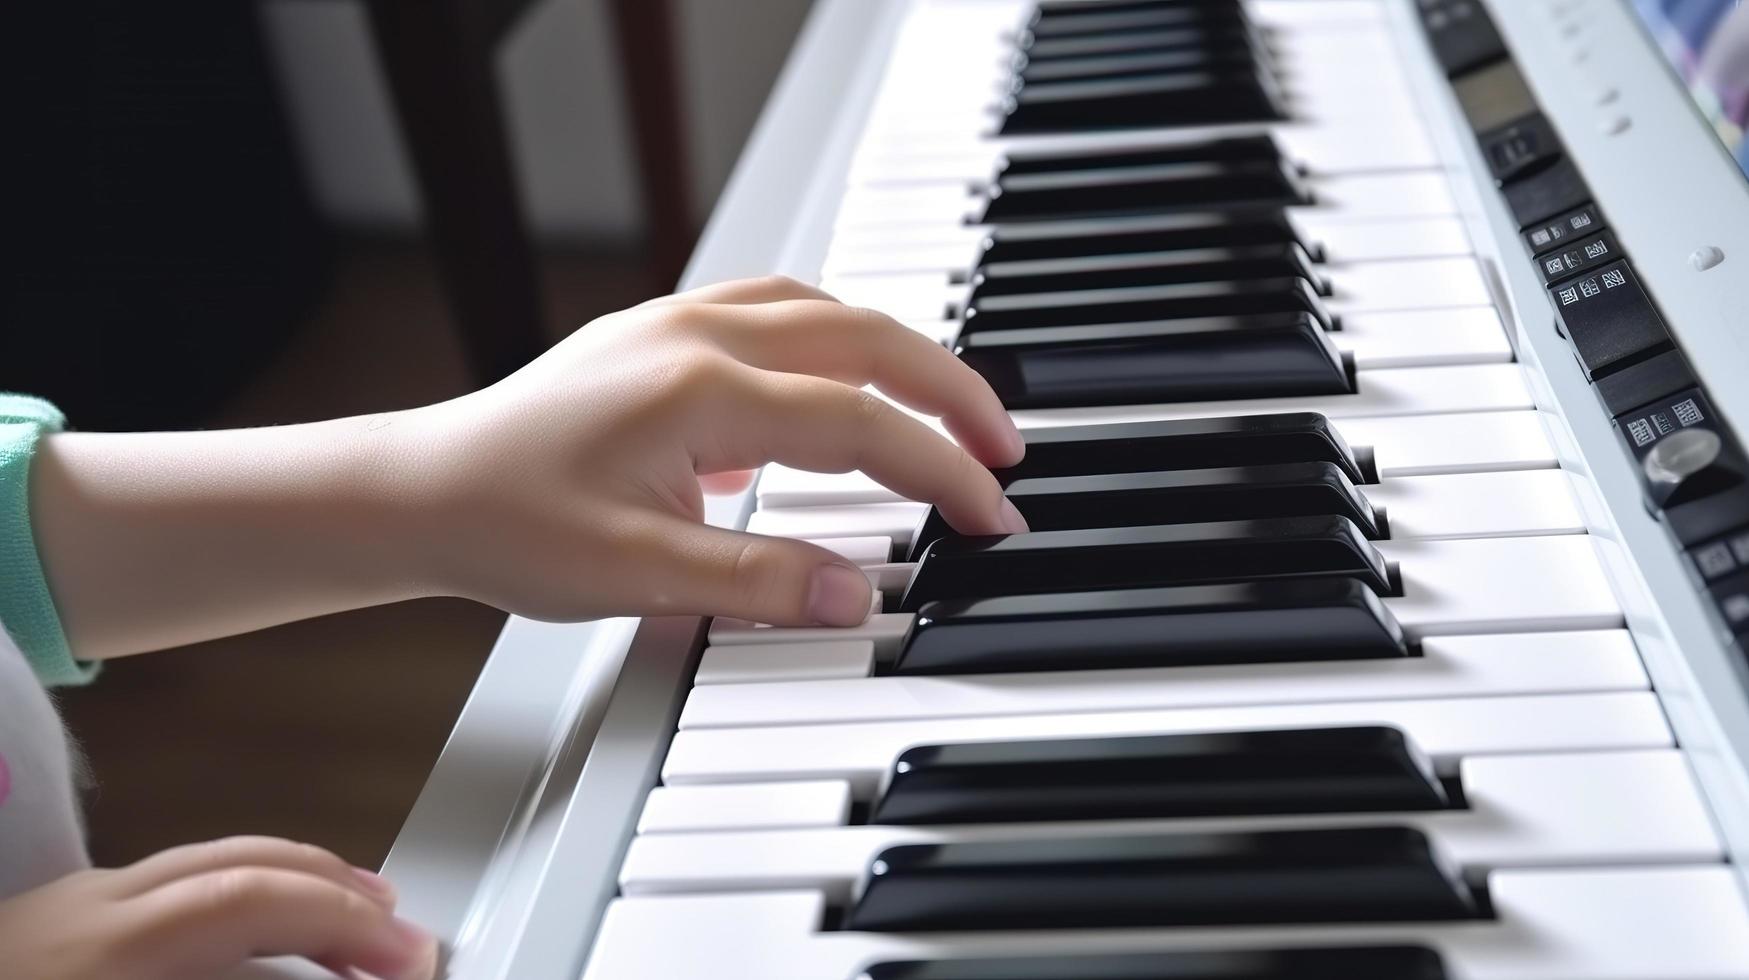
left=0, top=837, right=437, bottom=980
left=30, top=275, right=1027, bottom=660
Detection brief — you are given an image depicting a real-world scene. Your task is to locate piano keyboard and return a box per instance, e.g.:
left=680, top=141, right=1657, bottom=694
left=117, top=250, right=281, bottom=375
left=343, top=1, right=1749, bottom=978
left=567, top=1, right=1749, bottom=977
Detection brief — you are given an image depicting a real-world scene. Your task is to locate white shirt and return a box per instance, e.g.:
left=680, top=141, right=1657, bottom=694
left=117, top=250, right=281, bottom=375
left=0, top=621, right=90, bottom=897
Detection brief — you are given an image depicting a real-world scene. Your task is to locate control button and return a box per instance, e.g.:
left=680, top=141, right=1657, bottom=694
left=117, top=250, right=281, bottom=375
left=1695, top=540, right=1739, bottom=581
left=1418, top=0, right=1507, bottom=75
left=1537, top=230, right=1620, bottom=285
left=1478, top=114, right=1562, bottom=184
left=1645, top=429, right=1726, bottom=507
left=1550, top=260, right=1672, bottom=379
left=1731, top=530, right=1749, bottom=565
left=1506, top=158, right=1591, bottom=228
left=1594, top=349, right=1698, bottom=416
left=1622, top=389, right=1744, bottom=511
left=1710, top=570, right=1749, bottom=636
left=1523, top=203, right=1603, bottom=255
left=1690, top=246, right=1725, bottom=271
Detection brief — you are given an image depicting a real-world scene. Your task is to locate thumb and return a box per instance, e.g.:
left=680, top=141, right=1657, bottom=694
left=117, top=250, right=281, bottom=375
left=641, top=515, right=874, bottom=626
left=130, top=868, right=437, bottom=980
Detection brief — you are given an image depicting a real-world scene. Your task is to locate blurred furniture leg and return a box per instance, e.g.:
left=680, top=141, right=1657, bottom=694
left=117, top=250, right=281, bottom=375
left=365, top=0, right=548, bottom=384
left=608, top=0, right=696, bottom=287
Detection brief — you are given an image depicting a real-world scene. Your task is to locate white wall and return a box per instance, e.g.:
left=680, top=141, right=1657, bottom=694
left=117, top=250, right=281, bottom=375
left=259, top=0, right=815, bottom=241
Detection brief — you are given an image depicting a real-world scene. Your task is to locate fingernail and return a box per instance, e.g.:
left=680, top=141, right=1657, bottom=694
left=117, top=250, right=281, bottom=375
left=388, top=918, right=439, bottom=980
left=352, top=867, right=396, bottom=903
left=998, top=498, right=1029, bottom=534
left=1004, top=423, right=1027, bottom=463
left=808, top=563, right=872, bottom=626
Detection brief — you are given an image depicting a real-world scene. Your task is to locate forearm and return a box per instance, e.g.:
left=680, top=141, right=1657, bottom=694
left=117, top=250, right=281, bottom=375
left=28, top=412, right=442, bottom=660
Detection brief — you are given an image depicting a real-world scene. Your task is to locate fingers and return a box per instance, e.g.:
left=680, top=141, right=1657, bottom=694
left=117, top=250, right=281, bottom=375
left=699, top=299, right=1025, bottom=468
left=114, top=836, right=394, bottom=911
left=632, top=514, right=875, bottom=626
left=642, top=274, right=836, bottom=308
left=702, top=368, right=1027, bottom=537
left=128, top=868, right=436, bottom=980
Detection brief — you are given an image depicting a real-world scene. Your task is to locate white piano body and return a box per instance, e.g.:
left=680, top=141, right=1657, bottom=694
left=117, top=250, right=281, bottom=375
left=261, top=1, right=1749, bottom=977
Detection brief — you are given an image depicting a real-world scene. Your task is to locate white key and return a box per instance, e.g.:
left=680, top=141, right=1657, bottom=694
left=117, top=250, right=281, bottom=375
left=821, top=258, right=1494, bottom=325
left=1304, top=215, right=1474, bottom=262
left=1337, top=307, right=1512, bottom=368
left=834, top=172, right=1459, bottom=234
left=806, top=536, right=893, bottom=565
left=747, top=469, right=1583, bottom=546
left=819, top=215, right=1476, bottom=279
left=710, top=535, right=1622, bottom=646
left=582, top=869, right=1749, bottom=980
left=694, top=640, right=877, bottom=685
left=679, top=631, right=1643, bottom=729
left=661, top=692, right=1670, bottom=790
left=1365, top=469, right=1583, bottom=540
left=1009, top=363, right=1533, bottom=426
left=623, top=753, right=1718, bottom=899
left=755, top=411, right=1558, bottom=508
left=636, top=781, right=851, bottom=834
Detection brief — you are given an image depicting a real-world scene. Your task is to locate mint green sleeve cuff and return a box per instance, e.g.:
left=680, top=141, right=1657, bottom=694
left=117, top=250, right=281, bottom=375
left=0, top=394, right=97, bottom=687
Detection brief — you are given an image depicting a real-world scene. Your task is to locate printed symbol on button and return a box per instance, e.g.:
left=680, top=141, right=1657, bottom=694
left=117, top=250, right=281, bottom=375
left=1546, top=256, right=1566, bottom=275
left=1558, top=285, right=1581, bottom=306
left=1696, top=542, right=1737, bottom=580
left=1601, top=268, right=1627, bottom=289
left=1570, top=212, right=1593, bottom=229
left=1627, top=417, right=1656, bottom=446
left=1652, top=412, right=1675, bottom=435
left=1584, top=240, right=1609, bottom=259
left=1531, top=228, right=1552, bottom=246
left=1674, top=398, right=1704, bottom=426
left=1579, top=277, right=1602, bottom=298
left=1549, top=224, right=1566, bottom=240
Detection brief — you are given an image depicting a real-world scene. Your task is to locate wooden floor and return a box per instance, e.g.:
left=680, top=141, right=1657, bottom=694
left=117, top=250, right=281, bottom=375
left=56, top=239, right=663, bottom=868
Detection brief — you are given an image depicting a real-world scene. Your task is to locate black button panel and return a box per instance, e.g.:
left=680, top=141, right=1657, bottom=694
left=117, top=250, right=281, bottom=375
left=1414, top=6, right=1749, bottom=653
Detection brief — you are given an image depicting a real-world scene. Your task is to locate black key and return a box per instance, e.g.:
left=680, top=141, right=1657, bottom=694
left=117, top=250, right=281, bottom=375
left=910, top=459, right=1378, bottom=561
left=1017, top=42, right=1256, bottom=84
left=961, top=277, right=1332, bottom=335
left=871, top=726, right=1448, bottom=825
left=996, top=136, right=1282, bottom=178
left=980, top=159, right=1310, bottom=223
left=845, top=826, right=1479, bottom=931
left=1021, top=26, right=1248, bottom=61
left=978, top=211, right=1319, bottom=265
left=1033, top=0, right=1245, bottom=16
left=1000, top=71, right=1283, bottom=134
left=898, top=515, right=1394, bottom=611
left=1027, top=3, right=1240, bottom=38
left=863, top=946, right=1449, bottom=980
left=999, top=413, right=1373, bottom=485
left=957, top=313, right=1353, bottom=412
left=893, top=578, right=1408, bottom=674
left=970, top=243, right=1327, bottom=298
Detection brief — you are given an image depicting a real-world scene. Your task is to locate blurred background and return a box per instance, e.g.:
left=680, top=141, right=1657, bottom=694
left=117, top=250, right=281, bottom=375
left=3, top=0, right=812, bottom=868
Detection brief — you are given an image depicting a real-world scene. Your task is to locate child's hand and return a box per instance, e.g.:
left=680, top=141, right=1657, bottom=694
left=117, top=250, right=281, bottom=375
left=33, top=277, right=1026, bottom=658
left=0, top=837, right=436, bottom=980
left=399, top=275, right=1027, bottom=627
